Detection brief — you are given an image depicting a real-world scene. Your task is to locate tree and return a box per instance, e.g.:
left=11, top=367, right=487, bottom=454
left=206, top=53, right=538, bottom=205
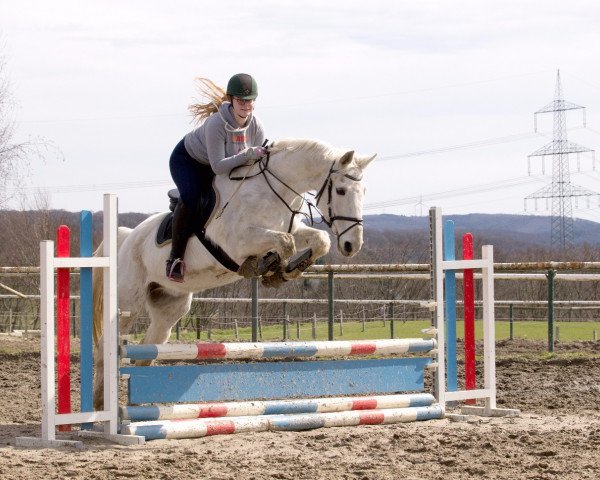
left=0, top=43, right=32, bottom=208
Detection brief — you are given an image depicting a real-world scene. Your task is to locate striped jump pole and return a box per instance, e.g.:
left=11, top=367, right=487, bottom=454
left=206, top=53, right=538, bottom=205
left=119, top=337, right=442, bottom=440
left=121, top=393, right=437, bottom=422
left=121, top=404, right=444, bottom=441
left=120, top=338, right=436, bottom=362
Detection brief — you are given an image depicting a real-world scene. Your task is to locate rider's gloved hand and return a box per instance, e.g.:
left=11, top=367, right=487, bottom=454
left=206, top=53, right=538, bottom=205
left=245, top=146, right=267, bottom=162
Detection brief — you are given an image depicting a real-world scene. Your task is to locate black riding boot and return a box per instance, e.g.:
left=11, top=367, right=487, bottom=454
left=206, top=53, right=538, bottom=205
left=166, top=201, right=196, bottom=282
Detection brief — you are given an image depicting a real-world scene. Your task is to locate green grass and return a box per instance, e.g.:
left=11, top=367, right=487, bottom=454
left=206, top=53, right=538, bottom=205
left=160, top=319, right=600, bottom=343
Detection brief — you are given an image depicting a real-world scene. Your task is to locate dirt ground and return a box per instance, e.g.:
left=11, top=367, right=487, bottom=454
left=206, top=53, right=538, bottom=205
left=0, top=336, right=599, bottom=480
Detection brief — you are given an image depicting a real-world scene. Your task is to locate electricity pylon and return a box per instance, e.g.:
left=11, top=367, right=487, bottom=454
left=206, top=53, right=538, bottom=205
left=525, top=70, right=596, bottom=252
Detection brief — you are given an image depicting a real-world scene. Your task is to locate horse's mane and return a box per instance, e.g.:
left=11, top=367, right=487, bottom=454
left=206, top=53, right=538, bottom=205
left=270, top=138, right=337, bottom=161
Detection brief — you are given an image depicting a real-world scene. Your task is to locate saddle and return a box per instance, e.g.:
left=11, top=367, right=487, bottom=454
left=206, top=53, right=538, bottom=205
left=156, top=188, right=240, bottom=272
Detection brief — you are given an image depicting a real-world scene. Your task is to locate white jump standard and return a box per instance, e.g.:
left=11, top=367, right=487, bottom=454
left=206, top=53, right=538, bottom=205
left=15, top=194, right=138, bottom=448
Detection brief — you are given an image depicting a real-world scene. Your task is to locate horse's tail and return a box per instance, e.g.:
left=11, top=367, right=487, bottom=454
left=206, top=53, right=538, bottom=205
left=92, top=227, right=131, bottom=346
left=92, top=245, right=104, bottom=347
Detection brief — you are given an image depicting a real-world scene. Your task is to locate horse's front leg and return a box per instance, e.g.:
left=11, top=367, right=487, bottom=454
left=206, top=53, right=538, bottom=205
left=237, top=227, right=296, bottom=278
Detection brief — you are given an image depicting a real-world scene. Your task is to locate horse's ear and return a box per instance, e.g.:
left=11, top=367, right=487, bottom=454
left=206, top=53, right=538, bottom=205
left=339, top=150, right=354, bottom=166
left=357, top=154, right=377, bottom=169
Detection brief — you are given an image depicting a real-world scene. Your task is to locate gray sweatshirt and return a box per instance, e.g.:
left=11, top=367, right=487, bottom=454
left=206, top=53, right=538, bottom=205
left=183, top=102, right=265, bottom=175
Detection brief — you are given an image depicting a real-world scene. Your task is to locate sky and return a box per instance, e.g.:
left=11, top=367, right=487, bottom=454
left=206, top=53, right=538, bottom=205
left=2, top=0, right=600, bottom=222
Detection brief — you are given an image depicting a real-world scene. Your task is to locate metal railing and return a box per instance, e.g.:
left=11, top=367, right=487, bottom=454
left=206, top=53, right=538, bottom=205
left=2, top=261, right=600, bottom=349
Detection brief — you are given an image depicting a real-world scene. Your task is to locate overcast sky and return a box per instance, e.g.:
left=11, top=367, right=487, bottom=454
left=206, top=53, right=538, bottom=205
left=2, top=0, right=600, bottom=222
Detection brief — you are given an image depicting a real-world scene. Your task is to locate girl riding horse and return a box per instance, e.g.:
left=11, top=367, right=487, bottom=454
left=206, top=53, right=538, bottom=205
left=167, top=73, right=267, bottom=282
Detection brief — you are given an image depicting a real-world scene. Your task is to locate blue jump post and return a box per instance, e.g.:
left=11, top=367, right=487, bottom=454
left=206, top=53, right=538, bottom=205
left=80, top=211, right=94, bottom=429
left=443, top=220, right=458, bottom=393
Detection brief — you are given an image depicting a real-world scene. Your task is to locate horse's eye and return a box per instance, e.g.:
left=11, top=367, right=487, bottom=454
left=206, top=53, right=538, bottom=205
left=336, top=188, right=346, bottom=196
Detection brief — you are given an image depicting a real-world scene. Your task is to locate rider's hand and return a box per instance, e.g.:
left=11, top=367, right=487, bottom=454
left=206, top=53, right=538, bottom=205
left=245, top=146, right=267, bottom=162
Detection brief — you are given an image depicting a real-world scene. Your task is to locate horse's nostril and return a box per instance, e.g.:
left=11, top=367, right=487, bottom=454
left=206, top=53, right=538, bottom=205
left=344, top=241, right=353, bottom=253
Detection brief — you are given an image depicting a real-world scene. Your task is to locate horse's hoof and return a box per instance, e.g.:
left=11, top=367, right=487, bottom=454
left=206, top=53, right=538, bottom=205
left=261, top=271, right=287, bottom=288
left=258, top=251, right=281, bottom=276
left=285, top=248, right=313, bottom=273
left=238, top=256, right=259, bottom=278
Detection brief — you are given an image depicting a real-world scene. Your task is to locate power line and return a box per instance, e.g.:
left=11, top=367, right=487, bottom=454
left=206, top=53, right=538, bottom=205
left=21, top=128, right=548, bottom=195
left=18, top=71, right=552, bottom=124
left=376, top=131, right=539, bottom=161
left=15, top=179, right=172, bottom=194
left=364, top=174, right=546, bottom=211
left=18, top=112, right=185, bottom=125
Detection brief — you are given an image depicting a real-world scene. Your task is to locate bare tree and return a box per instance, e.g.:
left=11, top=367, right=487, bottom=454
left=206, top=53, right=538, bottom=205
left=0, top=43, right=32, bottom=207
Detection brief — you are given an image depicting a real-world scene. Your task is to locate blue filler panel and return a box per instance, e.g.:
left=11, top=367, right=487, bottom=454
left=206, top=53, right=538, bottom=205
left=122, top=357, right=432, bottom=405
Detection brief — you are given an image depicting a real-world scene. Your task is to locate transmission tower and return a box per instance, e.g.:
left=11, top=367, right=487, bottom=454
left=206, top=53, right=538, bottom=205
left=525, top=70, right=596, bottom=252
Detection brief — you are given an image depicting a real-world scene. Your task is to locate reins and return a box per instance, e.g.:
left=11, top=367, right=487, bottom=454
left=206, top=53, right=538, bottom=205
left=226, top=145, right=364, bottom=240
left=214, top=140, right=272, bottom=220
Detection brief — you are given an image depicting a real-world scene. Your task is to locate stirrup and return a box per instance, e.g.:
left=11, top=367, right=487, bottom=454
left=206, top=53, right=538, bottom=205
left=166, top=258, right=186, bottom=283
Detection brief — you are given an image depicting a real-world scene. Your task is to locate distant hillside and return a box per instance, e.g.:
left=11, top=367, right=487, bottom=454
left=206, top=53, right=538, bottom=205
left=2, top=209, right=600, bottom=266
left=364, top=213, right=600, bottom=249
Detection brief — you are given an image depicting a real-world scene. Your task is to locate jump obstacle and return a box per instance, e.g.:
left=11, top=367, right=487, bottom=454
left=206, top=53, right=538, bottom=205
left=16, top=194, right=518, bottom=448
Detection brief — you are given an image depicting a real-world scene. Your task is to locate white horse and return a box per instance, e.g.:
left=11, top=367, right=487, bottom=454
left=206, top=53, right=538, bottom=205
left=92, top=138, right=376, bottom=408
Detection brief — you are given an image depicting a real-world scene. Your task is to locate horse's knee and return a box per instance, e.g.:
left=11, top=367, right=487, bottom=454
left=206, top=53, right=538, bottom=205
left=311, top=231, right=331, bottom=258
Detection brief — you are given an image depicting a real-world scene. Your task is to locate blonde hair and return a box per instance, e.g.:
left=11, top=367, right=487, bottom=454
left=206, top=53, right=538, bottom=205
left=188, top=77, right=229, bottom=124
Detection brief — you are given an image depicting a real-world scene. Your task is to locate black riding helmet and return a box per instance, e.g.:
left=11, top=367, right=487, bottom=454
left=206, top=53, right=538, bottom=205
left=226, top=73, right=258, bottom=100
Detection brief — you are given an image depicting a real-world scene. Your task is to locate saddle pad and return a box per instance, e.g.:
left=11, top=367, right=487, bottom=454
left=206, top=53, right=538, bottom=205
left=156, top=213, right=174, bottom=247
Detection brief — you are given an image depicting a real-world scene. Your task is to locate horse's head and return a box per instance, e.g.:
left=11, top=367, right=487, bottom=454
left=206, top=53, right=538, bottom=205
left=316, top=150, right=376, bottom=257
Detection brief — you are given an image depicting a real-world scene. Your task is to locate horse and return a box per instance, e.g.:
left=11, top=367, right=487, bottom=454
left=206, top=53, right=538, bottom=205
left=92, top=138, right=376, bottom=408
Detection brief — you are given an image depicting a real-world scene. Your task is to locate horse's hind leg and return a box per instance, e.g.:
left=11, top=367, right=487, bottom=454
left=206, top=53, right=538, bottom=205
left=92, top=284, right=190, bottom=409
left=92, top=313, right=138, bottom=410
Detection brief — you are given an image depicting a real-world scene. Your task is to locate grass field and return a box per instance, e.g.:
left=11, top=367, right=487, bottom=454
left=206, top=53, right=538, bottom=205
left=164, top=318, right=600, bottom=343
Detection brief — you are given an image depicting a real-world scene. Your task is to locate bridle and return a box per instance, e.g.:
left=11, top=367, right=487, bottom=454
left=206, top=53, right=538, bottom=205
left=313, top=161, right=364, bottom=239
left=229, top=148, right=364, bottom=242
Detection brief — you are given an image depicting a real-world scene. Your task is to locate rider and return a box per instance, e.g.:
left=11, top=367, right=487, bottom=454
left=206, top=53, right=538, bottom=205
left=166, top=73, right=267, bottom=282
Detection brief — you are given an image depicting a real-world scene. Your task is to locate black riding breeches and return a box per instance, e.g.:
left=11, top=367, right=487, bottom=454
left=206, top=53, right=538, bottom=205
left=169, top=138, right=215, bottom=211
